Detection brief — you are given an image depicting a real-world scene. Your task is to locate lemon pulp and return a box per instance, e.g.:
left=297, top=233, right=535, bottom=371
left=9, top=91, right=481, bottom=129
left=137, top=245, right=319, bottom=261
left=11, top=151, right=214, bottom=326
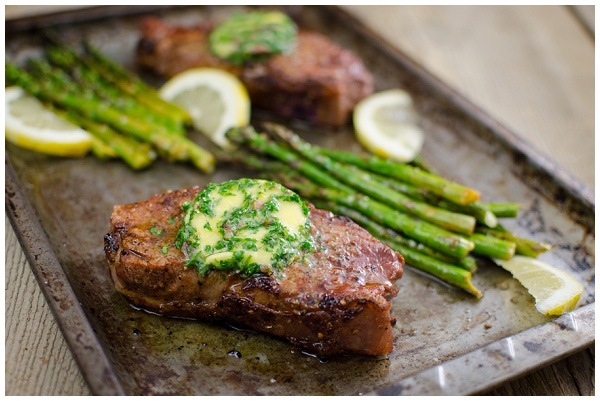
left=159, top=68, right=250, bottom=149
left=5, top=86, right=92, bottom=157
left=495, top=256, right=584, bottom=316
left=353, top=89, right=425, bottom=163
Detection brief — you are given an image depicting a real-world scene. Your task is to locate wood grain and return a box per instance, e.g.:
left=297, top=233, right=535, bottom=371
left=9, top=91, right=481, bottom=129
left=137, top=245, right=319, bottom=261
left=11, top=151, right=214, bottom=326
left=4, top=5, right=594, bottom=396
left=5, top=218, right=91, bottom=396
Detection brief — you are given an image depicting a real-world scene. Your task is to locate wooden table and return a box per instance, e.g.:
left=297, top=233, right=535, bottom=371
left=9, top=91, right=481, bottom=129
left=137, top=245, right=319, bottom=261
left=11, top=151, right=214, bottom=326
left=5, top=5, right=595, bottom=396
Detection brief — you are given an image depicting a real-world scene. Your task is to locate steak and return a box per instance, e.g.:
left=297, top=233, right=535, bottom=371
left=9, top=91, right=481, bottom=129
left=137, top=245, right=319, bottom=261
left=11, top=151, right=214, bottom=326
left=104, top=186, right=404, bottom=357
left=136, top=17, right=374, bottom=127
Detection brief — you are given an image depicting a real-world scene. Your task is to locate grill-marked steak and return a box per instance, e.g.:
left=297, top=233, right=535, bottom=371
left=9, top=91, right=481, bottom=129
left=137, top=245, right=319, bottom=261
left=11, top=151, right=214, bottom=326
left=104, top=186, right=403, bottom=357
left=136, top=17, right=374, bottom=128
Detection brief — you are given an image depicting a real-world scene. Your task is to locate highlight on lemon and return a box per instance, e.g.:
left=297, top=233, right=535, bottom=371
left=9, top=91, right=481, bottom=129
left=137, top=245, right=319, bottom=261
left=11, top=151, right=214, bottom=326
left=495, top=256, right=584, bottom=316
left=159, top=68, right=251, bottom=149
left=353, top=89, right=425, bottom=163
left=5, top=86, right=93, bottom=157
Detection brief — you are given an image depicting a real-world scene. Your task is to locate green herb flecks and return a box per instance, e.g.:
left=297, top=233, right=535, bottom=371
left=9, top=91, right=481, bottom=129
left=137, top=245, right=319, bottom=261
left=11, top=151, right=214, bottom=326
left=150, top=226, right=164, bottom=235
left=160, top=244, right=169, bottom=255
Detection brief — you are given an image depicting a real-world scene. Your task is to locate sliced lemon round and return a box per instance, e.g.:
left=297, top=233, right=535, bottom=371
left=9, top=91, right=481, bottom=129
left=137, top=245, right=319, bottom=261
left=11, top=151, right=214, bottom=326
left=5, top=86, right=92, bottom=157
left=353, top=89, right=425, bottom=163
left=158, top=68, right=250, bottom=149
left=495, top=256, right=584, bottom=316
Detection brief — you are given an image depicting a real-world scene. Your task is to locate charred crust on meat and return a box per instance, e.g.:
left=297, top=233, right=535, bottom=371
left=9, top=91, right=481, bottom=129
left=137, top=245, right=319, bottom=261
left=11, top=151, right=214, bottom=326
left=242, top=276, right=280, bottom=295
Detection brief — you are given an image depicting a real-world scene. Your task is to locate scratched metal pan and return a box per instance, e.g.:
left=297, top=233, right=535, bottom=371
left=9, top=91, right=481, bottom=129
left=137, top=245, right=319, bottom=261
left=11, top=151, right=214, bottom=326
left=5, top=5, right=594, bottom=396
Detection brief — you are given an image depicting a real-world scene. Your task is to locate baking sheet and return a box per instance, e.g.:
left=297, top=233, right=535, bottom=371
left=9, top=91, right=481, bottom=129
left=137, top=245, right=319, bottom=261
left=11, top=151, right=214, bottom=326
left=5, top=5, right=595, bottom=396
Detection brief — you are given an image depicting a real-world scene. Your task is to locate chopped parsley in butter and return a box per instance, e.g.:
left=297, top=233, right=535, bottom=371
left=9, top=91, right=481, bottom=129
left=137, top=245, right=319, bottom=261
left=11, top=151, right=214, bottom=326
left=176, top=178, right=315, bottom=277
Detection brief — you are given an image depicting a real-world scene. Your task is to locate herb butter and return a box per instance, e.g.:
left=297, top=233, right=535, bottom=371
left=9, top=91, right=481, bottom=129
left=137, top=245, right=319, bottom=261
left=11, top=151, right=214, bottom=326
left=176, top=178, right=315, bottom=277
left=209, top=11, right=298, bottom=65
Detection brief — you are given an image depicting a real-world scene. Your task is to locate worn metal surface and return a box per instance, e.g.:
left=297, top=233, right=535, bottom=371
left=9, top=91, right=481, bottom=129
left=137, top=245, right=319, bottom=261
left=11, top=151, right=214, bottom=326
left=5, top=5, right=595, bottom=396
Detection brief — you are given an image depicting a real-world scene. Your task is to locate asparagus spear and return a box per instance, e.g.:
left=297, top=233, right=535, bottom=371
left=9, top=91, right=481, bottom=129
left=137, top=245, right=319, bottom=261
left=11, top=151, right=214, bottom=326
left=82, top=40, right=192, bottom=125
left=464, top=233, right=516, bottom=261
left=41, top=30, right=183, bottom=127
left=89, top=136, right=116, bottom=160
left=315, top=147, right=480, bottom=205
left=436, top=199, right=498, bottom=228
left=392, top=244, right=482, bottom=298
left=326, top=162, right=476, bottom=234
left=65, top=111, right=157, bottom=170
left=310, top=166, right=513, bottom=260
left=476, top=225, right=552, bottom=257
left=260, top=123, right=477, bottom=235
left=311, top=143, right=498, bottom=228
left=364, top=166, right=498, bottom=228
left=45, top=46, right=186, bottom=136
left=46, top=99, right=156, bottom=169
left=7, top=62, right=215, bottom=173
left=486, top=202, right=520, bottom=218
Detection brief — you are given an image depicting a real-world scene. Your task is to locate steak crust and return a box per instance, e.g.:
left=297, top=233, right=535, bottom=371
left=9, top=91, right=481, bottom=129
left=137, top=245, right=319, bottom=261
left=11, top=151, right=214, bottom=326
left=136, top=17, right=374, bottom=127
left=104, top=187, right=404, bottom=357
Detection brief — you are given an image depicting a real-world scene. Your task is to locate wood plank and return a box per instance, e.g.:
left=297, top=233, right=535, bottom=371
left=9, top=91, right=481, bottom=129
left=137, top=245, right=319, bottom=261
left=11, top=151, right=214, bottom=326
left=5, top=218, right=91, bottom=396
left=481, top=346, right=595, bottom=396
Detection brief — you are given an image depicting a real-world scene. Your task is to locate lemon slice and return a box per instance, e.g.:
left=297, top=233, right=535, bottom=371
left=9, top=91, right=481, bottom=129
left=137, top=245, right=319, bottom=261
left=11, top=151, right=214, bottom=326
left=158, top=68, right=250, bottom=149
left=5, top=86, right=92, bottom=157
left=353, top=89, right=425, bottom=163
left=495, top=256, right=584, bottom=316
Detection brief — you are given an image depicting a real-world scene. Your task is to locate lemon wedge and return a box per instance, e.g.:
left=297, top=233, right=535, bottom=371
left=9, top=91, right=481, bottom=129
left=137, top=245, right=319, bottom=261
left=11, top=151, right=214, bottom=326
left=353, top=89, right=425, bottom=163
left=495, top=256, right=584, bottom=316
left=158, top=68, right=250, bottom=149
left=5, top=86, right=92, bottom=157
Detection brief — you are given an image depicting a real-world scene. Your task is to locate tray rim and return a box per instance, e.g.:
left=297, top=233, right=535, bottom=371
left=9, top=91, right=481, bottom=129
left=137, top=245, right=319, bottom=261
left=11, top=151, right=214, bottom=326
left=4, top=5, right=595, bottom=396
left=5, top=160, right=125, bottom=396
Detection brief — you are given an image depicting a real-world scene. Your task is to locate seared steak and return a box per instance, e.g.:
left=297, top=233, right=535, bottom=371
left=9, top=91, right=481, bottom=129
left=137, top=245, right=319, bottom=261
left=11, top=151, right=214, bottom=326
left=136, top=17, right=374, bottom=127
left=104, top=186, right=404, bottom=357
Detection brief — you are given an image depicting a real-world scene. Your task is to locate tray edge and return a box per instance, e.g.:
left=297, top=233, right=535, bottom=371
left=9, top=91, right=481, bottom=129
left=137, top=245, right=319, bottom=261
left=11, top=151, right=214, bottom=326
left=5, top=158, right=126, bottom=396
left=370, top=302, right=595, bottom=395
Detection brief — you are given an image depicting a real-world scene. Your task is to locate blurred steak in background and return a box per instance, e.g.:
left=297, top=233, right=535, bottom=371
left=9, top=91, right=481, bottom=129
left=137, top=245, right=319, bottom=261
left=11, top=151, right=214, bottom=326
left=137, top=16, right=373, bottom=127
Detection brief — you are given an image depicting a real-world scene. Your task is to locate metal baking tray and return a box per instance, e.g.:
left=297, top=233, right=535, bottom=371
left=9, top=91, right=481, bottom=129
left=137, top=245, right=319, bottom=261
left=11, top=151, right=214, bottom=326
left=5, top=5, right=594, bottom=396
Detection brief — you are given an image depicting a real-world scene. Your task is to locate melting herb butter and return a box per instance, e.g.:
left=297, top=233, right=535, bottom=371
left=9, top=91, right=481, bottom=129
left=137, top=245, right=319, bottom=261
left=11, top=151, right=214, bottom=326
left=176, top=178, right=315, bottom=276
left=209, top=11, right=298, bottom=65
